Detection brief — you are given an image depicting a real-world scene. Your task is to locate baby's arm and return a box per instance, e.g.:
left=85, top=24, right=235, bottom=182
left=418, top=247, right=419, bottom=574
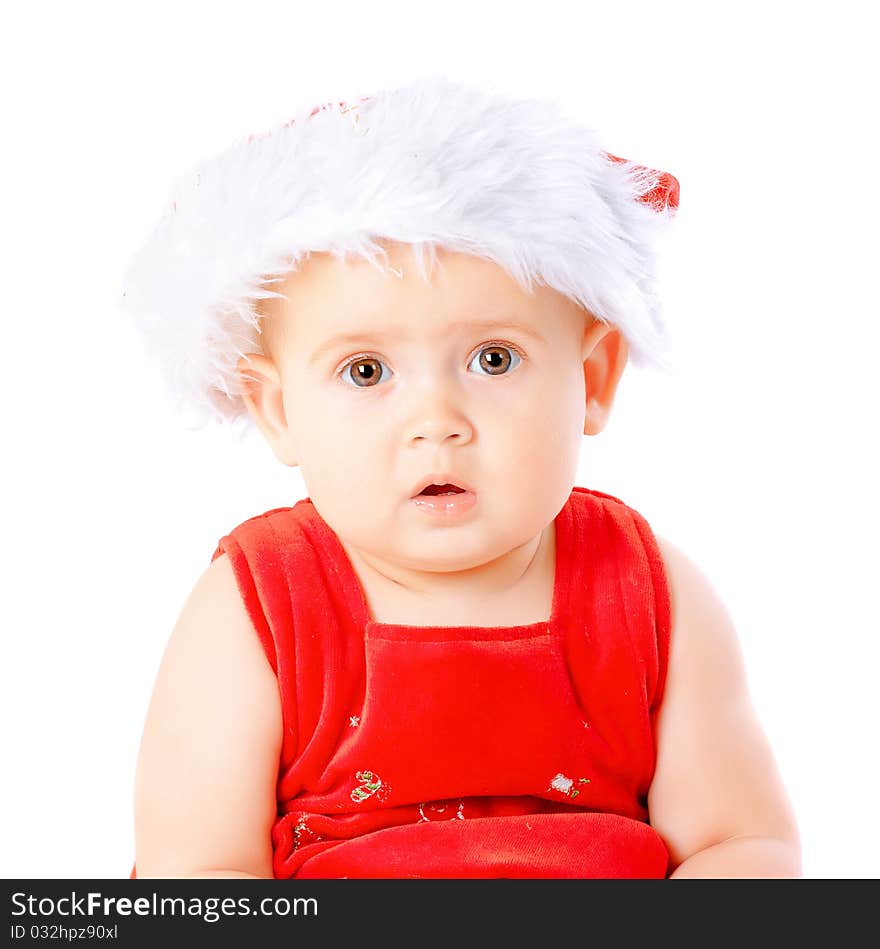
left=647, top=538, right=801, bottom=878
left=133, top=555, right=282, bottom=878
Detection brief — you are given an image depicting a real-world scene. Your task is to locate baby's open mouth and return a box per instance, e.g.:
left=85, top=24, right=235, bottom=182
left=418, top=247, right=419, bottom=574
left=418, top=483, right=465, bottom=496
left=410, top=479, right=477, bottom=516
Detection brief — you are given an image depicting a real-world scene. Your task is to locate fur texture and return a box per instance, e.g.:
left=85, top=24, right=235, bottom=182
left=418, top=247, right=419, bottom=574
left=119, top=76, right=678, bottom=425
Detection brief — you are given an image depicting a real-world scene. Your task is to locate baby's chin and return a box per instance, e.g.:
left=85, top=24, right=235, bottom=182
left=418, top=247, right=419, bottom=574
left=353, top=539, right=494, bottom=576
left=351, top=526, right=539, bottom=577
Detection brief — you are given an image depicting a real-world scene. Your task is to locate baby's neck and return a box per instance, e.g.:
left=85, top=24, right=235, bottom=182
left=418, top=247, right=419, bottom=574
left=342, top=523, right=556, bottom=628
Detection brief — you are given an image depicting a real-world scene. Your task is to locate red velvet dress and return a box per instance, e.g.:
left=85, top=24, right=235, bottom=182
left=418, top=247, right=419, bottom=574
left=206, top=485, right=672, bottom=879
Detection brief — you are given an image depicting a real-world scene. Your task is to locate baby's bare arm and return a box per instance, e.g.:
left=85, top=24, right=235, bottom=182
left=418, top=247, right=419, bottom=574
left=133, top=555, right=282, bottom=878
left=647, top=538, right=801, bottom=878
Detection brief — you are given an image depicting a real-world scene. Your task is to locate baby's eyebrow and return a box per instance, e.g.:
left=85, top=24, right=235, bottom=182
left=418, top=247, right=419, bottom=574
left=308, top=319, right=546, bottom=365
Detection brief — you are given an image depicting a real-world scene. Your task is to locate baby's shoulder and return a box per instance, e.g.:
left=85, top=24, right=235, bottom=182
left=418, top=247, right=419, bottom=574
left=134, top=552, right=282, bottom=876
left=651, top=533, right=748, bottom=701
left=646, top=534, right=800, bottom=869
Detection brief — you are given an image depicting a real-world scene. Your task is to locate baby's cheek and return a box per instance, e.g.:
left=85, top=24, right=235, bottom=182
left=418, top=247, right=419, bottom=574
left=310, top=449, right=359, bottom=499
left=308, top=437, right=384, bottom=512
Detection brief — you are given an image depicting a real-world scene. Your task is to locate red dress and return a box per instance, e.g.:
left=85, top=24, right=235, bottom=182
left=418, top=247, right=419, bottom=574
left=208, top=485, right=672, bottom=879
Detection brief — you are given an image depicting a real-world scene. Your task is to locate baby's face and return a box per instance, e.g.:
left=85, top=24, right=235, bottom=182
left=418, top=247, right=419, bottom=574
left=256, top=242, right=594, bottom=574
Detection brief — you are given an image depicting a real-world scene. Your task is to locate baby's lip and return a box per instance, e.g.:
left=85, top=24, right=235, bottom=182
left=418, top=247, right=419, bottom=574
left=409, top=474, right=475, bottom=499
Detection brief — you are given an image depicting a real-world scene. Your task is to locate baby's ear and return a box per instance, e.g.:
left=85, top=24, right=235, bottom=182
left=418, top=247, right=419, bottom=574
left=237, top=354, right=299, bottom=467
left=581, top=321, right=629, bottom=436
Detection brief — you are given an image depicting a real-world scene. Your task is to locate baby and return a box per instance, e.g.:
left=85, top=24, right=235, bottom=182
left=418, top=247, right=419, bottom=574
left=123, top=77, right=800, bottom=879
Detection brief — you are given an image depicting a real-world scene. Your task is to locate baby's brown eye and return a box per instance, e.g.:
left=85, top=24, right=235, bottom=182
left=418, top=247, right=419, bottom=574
left=468, top=345, right=521, bottom=376
left=344, top=357, right=388, bottom=387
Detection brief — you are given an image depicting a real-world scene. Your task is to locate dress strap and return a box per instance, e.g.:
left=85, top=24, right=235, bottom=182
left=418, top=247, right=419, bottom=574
left=560, top=487, right=671, bottom=723
left=212, top=501, right=367, bottom=789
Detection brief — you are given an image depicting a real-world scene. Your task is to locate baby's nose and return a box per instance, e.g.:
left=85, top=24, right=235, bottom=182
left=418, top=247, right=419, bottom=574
left=404, top=386, right=474, bottom=446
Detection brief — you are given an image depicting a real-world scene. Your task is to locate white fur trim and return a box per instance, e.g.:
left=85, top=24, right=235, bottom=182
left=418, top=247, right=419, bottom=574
left=119, top=75, right=676, bottom=425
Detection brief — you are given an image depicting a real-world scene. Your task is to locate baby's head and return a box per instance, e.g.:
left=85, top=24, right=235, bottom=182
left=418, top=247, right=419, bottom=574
left=120, top=76, right=678, bottom=569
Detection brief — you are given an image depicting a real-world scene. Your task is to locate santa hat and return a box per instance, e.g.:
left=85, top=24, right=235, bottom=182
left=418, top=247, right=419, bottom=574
left=119, top=76, right=679, bottom=425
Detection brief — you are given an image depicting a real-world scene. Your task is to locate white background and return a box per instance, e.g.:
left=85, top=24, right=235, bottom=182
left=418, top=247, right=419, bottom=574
left=2, top=1, right=877, bottom=879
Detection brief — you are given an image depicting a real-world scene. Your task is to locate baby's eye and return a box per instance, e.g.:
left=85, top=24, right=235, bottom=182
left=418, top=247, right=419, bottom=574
left=468, top=345, right=522, bottom=376
left=341, top=356, right=391, bottom=388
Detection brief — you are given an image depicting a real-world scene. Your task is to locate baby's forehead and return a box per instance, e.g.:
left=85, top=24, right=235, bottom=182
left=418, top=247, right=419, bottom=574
left=260, top=242, right=587, bottom=350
